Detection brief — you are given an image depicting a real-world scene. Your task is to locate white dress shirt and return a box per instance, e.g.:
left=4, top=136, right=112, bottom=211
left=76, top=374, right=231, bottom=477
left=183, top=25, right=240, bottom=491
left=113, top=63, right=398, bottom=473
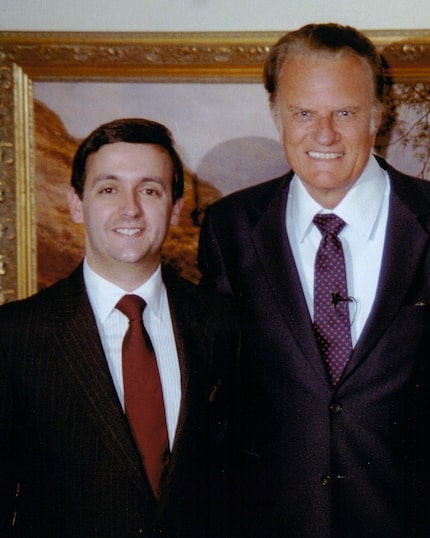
left=286, top=155, right=391, bottom=346
left=84, top=260, right=181, bottom=447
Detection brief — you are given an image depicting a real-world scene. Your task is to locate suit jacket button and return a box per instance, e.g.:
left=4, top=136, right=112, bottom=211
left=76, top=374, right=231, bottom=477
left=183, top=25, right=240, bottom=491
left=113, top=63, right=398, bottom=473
left=320, top=474, right=331, bottom=486
left=330, top=402, right=343, bottom=414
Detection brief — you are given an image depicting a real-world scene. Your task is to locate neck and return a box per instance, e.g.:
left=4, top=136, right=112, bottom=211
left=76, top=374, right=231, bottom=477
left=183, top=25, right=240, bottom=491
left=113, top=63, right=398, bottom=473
left=86, top=259, right=159, bottom=292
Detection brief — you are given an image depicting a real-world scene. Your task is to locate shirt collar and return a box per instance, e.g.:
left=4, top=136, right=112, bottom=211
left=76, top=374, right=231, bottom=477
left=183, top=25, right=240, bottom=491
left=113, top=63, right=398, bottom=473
left=83, top=259, right=164, bottom=323
left=290, top=155, right=389, bottom=241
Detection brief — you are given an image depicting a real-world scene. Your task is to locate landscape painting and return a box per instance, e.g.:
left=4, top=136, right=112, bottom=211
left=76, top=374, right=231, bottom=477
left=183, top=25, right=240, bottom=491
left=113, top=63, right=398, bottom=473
left=34, top=78, right=429, bottom=288
left=33, top=81, right=287, bottom=288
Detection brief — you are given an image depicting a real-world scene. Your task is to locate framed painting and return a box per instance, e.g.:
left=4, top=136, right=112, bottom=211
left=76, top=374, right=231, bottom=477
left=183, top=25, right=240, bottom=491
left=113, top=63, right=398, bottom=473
left=0, top=30, right=429, bottom=303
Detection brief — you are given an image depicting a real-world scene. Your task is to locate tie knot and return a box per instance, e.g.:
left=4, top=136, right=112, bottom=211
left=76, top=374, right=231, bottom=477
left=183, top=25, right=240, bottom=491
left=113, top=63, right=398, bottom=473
left=116, top=294, right=146, bottom=321
left=313, top=213, right=346, bottom=237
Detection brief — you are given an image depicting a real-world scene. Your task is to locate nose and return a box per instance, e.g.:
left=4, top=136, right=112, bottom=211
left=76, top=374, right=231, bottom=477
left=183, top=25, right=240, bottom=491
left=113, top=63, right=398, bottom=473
left=120, top=191, right=141, bottom=217
left=313, top=115, right=339, bottom=146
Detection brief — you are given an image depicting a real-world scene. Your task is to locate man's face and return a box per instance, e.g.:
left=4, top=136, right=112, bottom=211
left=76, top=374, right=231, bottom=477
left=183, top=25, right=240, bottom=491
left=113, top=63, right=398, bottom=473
left=274, top=53, right=381, bottom=208
left=68, top=142, right=183, bottom=286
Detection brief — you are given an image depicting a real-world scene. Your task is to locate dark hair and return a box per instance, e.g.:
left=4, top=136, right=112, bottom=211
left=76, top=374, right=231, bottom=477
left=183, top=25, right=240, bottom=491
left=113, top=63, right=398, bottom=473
left=264, top=23, right=385, bottom=108
left=71, top=118, right=184, bottom=202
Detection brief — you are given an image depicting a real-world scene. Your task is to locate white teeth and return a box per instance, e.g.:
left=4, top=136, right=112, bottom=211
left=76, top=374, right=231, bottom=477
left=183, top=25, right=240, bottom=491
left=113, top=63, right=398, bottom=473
left=308, top=151, right=343, bottom=159
left=116, top=228, right=141, bottom=236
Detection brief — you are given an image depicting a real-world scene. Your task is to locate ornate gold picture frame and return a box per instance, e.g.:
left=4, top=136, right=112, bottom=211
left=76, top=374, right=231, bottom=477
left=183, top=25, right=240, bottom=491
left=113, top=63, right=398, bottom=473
left=0, top=30, right=429, bottom=303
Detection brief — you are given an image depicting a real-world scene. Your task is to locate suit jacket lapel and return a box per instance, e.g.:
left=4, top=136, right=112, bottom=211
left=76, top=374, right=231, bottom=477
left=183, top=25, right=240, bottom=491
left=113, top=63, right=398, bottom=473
left=163, top=271, right=211, bottom=455
left=157, top=270, right=228, bottom=514
left=249, top=175, right=325, bottom=378
left=343, top=167, right=430, bottom=379
left=47, top=265, right=146, bottom=491
left=247, top=164, right=430, bottom=385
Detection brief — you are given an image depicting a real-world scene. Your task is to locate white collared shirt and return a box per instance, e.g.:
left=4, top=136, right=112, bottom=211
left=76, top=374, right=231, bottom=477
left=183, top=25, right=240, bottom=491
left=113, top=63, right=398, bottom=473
left=84, top=260, right=181, bottom=447
left=286, top=155, right=391, bottom=346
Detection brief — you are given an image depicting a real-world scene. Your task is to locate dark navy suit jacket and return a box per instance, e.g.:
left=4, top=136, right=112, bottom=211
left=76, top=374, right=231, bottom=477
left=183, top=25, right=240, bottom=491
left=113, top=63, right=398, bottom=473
left=199, top=157, right=430, bottom=537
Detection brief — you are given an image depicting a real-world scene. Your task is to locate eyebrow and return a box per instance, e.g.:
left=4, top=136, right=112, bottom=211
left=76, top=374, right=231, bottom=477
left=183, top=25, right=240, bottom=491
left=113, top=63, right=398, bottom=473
left=287, top=104, right=362, bottom=112
left=90, top=175, right=166, bottom=186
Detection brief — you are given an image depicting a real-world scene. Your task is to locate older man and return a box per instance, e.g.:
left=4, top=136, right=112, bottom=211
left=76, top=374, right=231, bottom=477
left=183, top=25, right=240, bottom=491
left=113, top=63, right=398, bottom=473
left=199, top=24, right=430, bottom=537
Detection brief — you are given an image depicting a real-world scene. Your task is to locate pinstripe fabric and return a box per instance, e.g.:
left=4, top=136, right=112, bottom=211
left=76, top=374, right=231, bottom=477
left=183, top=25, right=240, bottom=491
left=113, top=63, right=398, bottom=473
left=0, top=264, right=240, bottom=537
left=86, top=264, right=182, bottom=447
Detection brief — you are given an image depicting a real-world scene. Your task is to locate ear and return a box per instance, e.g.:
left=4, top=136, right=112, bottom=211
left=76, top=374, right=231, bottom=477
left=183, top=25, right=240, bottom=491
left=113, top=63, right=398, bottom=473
left=67, top=186, right=84, bottom=224
left=170, top=197, right=184, bottom=226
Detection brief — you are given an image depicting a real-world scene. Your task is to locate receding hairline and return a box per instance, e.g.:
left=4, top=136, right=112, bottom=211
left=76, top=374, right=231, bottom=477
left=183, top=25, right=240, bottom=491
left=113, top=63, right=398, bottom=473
left=269, top=48, right=384, bottom=137
left=263, top=23, right=386, bottom=114
left=271, top=45, right=380, bottom=103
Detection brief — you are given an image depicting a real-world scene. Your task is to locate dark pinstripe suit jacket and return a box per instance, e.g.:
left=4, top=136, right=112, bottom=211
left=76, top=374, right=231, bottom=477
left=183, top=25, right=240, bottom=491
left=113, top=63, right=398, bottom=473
left=0, top=264, right=240, bottom=537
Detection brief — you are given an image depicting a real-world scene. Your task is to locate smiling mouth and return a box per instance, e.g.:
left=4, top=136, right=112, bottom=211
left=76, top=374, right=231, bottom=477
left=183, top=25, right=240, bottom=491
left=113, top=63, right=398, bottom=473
left=115, top=228, right=143, bottom=236
left=307, top=151, right=343, bottom=160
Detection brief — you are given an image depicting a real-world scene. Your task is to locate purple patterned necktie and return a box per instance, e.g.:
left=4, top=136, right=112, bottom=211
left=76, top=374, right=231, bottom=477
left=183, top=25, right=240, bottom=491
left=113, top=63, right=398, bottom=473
left=313, top=214, right=352, bottom=385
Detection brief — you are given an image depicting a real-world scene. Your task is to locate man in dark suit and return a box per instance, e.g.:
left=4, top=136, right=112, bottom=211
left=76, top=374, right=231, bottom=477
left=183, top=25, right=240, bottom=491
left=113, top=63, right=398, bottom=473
left=0, top=118, right=240, bottom=537
left=198, top=24, right=430, bottom=537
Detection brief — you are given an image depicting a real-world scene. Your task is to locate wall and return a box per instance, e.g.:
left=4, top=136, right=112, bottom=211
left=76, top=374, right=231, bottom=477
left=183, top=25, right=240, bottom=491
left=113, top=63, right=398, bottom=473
left=1, top=0, right=429, bottom=32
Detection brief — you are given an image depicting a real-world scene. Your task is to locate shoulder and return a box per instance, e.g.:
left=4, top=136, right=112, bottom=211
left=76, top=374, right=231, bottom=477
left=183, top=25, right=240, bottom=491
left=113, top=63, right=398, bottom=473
left=206, top=173, right=292, bottom=216
left=0, top=265, right=84, bottom=324
left=163, top=266, right=238, bottom=324
left=376, top=156, right=430, bottom=192
left=377, top=155, right=430, bottom=202
left=163, top=265, right=235, bottom=307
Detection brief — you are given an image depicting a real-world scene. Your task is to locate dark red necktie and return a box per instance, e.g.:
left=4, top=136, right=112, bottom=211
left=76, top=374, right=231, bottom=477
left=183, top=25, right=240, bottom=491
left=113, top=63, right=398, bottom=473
left=313, top=214, right=352, bottom=385
left=116, top=294, right=169, bottom=498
